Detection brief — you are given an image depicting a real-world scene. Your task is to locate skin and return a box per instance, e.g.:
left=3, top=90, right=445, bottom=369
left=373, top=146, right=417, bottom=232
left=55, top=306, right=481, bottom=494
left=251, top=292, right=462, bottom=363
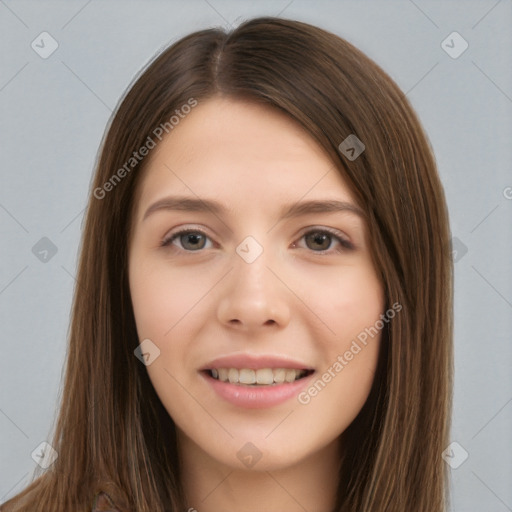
left=128, top=96, right=385, bottom=512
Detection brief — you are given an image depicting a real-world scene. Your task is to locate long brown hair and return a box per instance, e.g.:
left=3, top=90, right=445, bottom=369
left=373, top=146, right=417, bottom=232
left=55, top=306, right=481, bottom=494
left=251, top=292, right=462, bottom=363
left=1, top=16, right=453, bottom=512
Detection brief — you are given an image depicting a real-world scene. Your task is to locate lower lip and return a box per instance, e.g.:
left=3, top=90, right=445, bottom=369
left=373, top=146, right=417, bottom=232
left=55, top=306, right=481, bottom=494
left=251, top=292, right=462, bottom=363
left=201, top=371, right=315, bottom=409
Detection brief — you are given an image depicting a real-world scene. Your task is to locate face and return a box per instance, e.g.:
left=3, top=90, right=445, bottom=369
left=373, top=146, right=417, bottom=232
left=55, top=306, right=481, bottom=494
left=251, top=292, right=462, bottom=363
left=128, top=96, right=385, bottom=472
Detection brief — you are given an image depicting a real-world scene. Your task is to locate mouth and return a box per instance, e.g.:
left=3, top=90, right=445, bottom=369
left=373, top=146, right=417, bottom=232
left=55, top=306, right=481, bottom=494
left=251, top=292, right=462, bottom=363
left=199, top=354, right=316, bottom=408
left=200, top=356, right=316, bottom=408
left=204, top=367, right=315, bottom=386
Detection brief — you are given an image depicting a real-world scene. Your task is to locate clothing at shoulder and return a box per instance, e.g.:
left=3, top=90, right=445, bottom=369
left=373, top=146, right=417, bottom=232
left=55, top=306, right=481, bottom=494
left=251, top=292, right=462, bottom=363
left=92, top=491, right=121, bottom=512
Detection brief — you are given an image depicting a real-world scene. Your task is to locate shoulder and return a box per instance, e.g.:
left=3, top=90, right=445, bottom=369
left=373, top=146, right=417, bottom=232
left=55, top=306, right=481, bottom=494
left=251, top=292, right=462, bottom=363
left=92, top=491, right=121, bottom=512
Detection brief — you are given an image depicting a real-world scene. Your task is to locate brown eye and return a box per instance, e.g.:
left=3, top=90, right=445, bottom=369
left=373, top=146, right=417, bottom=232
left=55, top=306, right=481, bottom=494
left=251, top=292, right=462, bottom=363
left=304, top=231, right=332, bottom=251
left=161, top=229, right=211, bottom=251
left=297, top=228, right=354, bottom=253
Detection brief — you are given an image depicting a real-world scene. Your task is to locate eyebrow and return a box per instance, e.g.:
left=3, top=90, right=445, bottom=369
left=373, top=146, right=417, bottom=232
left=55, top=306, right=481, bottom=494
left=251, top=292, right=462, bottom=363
left=142, top=196, right=365, bottom=222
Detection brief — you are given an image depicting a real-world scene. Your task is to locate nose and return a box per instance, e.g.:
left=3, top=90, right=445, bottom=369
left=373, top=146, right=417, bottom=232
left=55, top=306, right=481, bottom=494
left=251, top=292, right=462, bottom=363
left=216, top=245, right=291, bottom=332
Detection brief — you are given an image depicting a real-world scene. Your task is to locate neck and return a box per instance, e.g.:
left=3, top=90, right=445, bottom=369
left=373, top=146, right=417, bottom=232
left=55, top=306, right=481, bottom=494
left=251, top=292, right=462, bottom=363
left=178, top=432, right=341, bottom=512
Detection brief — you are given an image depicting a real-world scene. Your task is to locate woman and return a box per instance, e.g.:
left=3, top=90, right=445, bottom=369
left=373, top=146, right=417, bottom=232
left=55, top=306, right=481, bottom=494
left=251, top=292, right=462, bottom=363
left=1, top=15, right=453, bottom=512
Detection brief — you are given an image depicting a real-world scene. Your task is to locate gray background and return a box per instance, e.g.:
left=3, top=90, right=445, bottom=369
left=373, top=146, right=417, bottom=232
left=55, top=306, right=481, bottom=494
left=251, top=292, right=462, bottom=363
left=1, top=0, right=511, bottom=509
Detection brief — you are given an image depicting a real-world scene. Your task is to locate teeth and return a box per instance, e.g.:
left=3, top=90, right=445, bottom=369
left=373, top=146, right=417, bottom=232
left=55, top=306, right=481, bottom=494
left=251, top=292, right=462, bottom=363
left=285, top=369, right=296, bottom=383
left=256, top=368, right=273, bottom=385
left=228, top=368, right=239, bottom=384
left=273, top=368, right=286, bottom=384
left=239, top=369, right=256, bottom=385
left=209, top=368, right=308, bottom=385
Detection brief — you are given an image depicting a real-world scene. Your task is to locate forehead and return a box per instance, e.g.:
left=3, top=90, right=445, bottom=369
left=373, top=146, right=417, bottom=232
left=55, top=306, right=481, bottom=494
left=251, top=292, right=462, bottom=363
left=135, top=97, right=357, bottom=213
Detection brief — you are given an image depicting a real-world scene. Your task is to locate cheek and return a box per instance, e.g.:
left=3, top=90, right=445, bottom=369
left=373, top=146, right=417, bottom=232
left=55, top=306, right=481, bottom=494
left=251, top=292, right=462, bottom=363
left=128, top=261, right=208, bottom=426
left=296, top=276, right=384, bottom=440
left=298, top=263, right=384, bottom=411
left=309, top=262, right=385, bottom=345
left=129, top=259, right=213, bottom=396
left=129, top=258, right=209, bottom=340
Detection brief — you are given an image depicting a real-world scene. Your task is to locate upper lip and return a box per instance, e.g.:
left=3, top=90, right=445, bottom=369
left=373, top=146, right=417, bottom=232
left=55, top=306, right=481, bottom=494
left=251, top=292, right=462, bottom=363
left=201, top=353, right=314, bottom=371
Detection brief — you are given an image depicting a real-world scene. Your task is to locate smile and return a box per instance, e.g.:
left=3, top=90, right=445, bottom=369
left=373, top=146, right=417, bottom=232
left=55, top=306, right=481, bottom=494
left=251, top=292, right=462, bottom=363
left=207, top=368, right=313, bottom=385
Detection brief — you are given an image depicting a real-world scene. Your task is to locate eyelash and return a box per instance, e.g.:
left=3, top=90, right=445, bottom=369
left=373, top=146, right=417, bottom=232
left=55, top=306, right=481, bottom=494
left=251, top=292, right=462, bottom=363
left=160, top=226, right=354, bottom=254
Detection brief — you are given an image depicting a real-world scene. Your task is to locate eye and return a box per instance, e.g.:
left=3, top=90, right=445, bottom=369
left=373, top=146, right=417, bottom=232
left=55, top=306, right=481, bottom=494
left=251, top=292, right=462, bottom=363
left=294, top=228, right=354, bottom=254
left=160, top=227, right=354, bottom=254
left=161, top=228, right=213, bottom=251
